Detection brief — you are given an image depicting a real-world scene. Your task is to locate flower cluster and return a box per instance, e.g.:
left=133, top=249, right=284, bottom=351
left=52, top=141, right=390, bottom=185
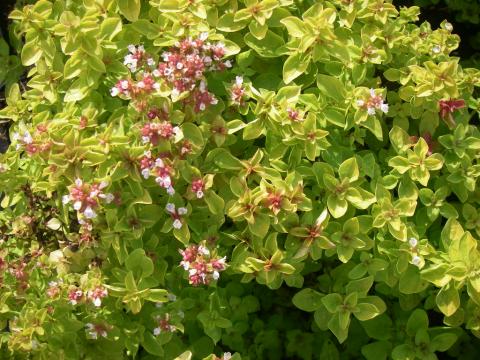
left=191, top=178, right=204, bottom=199
left=68, top=287, right=83, bottom=305
left=156, top=33, right=229, bottom=111
left=68, top=285, right=108, bottom=307
left=408, top=237, right=422, bottom=268
left=287, top=107, right=304, bottom=122
left=124, top=44, right=155, bottom=73
left=230, top=76, right=247, bottom=106
left=179, top=243, right=227, bottom=286
left=356, top=88, right=389, bottom=115
left=140, top=151, right=175, bottom=194
left=62, top=179, right=114, bottom=222
left=141, top=121, right=180, bottom=145
left=153, top=314, right=177, bottom=336
left=85, top=322, right=110, bottom=340
left=12, top=130, right=51, bottom=156
left=166, top=203, right=187, bottom=229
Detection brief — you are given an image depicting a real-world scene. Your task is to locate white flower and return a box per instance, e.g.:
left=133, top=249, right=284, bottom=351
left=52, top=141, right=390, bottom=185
left=199, top=32, right=209, bottom=41
left=110, top=87, right=119, bottom=97
left=369, top=88, right=376, bottom=97
left=432, top=45, right=441, bottom=54
left=198, top=246, right=210, bottom=256
left=196, top=190, right=204, bottom=199
left=142, top=136, right=150, bottom=144
left=212, top=271, right=220, bottom=280
left=181, top=261, right=190, bottom=270
left=173, top=219, right=183, bottom=229
left=171, top=88, right=180, bottom=98
left=121, top=80, right=129, bottom=90
left=153, top=327, right=161, bottom=336
left=153, top=83, right=160, bottom=90
left=84, top=206, right=97, bottom=219
left=137, top=81, right=145, bottom=89
left=235, top=76, right=243, bottom=86
left=367, top=107, right=376, bottom=116
left=73, top=201, right=82, bottom=211
left=93, top=297, right=102, bottom=307
left=12, top=132, right=20, bottom=141
left=166, top=203, right=176, bottom=214
left=128, top=44, right=136, bottom=53
left=23, top=131, right=33, bottom=144
left=62, top=195, right=71, bottom=204
left=445, top=22, right=453, bottom=31
left=147, top=58, right=155, bottom=66
left=153, top=69, right=161, bottom=77
left=138, top=45, right=145, bottom=52
left=155, top=158, right=164, bottom=168
left=411, top=255, right=421, bottom=267
left=189, top=268, right=197, bottom=276
left=141, top=168, right=150, bottom=179
left=380, top=103, right=389, bottom=114
left=177, top=207, right=187, bottom=215
left=176, top=62, right=184, bottom=70
left=75, top=178, right=83, bottom=187
left=408, top=237, right=418, bottom=248
left=224, top=60, right=232, bottom=68
left=356, top=99, right=365, bottom=107
left=223, top=352, right=232, bottom=360
left=211, top=97, right=218, bottom=105
left=104, top=193, right=114, bottom=204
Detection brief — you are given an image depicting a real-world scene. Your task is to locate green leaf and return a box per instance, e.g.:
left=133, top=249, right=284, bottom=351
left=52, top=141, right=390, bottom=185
left=436, top=283, right=460, bottom=316
left=406, top=309, right=429, bottom=336
left=292, top=288, right=324, bottom=312
left=283, top=52, right=309, bottom=84
left=431, top=333, right=458, bottom=352
left=339, top=157, right=359, bottom=182
left=204, top=190, right=225, bottom=215
left=118, top=0, right=141, bottom=22
left=316, top=74, right=346, bottom=102
left=244, top=30, right=284, bottom=58
left=21, top=41, right=42, bottom=66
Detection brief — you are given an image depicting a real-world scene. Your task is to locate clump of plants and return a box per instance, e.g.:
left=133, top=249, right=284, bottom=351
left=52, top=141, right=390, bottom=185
left=0, top=0, right=480, bottom=359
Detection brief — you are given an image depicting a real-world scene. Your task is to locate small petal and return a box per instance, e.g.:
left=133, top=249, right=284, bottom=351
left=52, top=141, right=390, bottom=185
left=73, top=201, right=82, bottom=211
left=166, top=203, right=176, bottom=214
left=84, top=207, right=97, bottom=219
left=173, top=219, right=183, bottom=229
left=62, top=195, right=71, bottom=204
left=177, top=207, right=187, bottom=215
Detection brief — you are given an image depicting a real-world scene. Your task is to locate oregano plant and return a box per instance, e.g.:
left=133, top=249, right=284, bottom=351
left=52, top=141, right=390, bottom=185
left=0, top=0, right=480, bottom=359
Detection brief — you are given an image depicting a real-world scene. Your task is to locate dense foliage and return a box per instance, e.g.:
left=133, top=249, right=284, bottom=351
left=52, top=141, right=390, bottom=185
left=0, top=0, right=480, bottom=359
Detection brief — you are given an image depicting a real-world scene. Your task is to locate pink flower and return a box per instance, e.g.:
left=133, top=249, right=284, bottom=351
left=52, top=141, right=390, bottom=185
left=87, top=286, right=108, bottom=307
left=85, top=323, right=110, bottom=339
left=68, top=288, right=83, bottom=305
left=230, top=76, right=247, bottom=105
left=357, top=89, right=388, bottom=116
left=179, top=243, right=227, bottom=286
left=166, top=203, right=187, bottom=229
left=63, top=179, right=112, bottom=223
left=191, top=178, right=204, bottom=199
